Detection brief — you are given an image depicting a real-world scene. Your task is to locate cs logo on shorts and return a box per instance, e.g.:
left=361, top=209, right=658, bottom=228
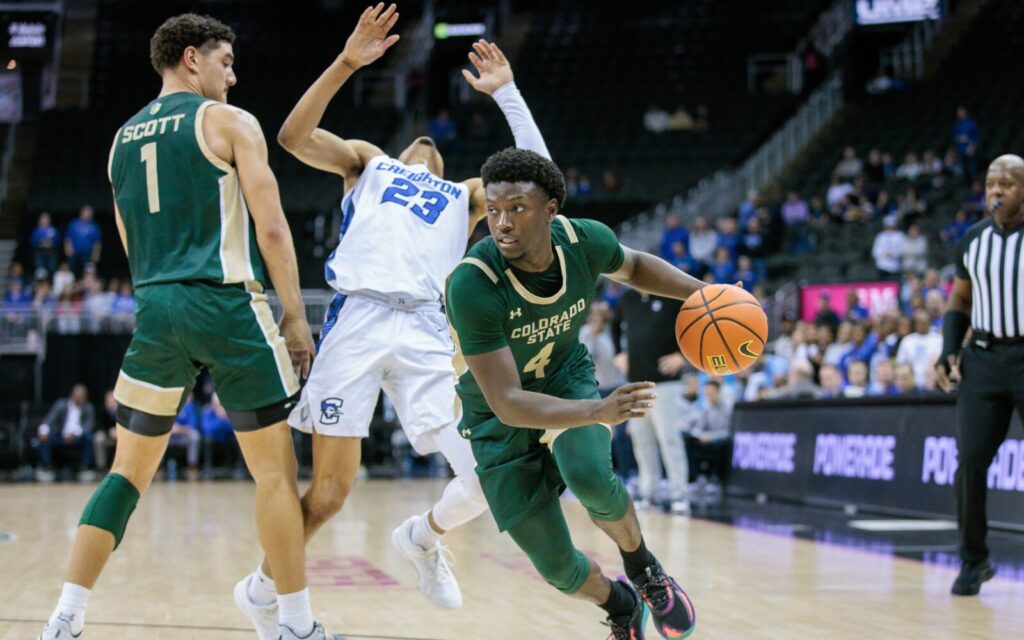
left=320, top=397, right=344, bottom=425
left=706, top=354, right=730, bottom=374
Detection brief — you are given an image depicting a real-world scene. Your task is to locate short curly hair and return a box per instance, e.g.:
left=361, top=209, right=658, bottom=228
left=481, top=148, right=567, bottom=208
left=150, top=14, right=235, bottom=74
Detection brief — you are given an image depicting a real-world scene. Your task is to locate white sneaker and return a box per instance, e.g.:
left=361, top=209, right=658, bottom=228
left=277, top=621, right=327, bottom=639
left=38, top=614, right=81, bottom=639
left=391, top=515, right=462, bottom=609
left=233, top=574, right=279, bottom=640
left=671, top=500, right=691, bottom=516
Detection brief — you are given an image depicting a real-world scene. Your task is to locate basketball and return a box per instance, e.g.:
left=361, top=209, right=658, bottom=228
left=675, top=284, right=768, bottom=376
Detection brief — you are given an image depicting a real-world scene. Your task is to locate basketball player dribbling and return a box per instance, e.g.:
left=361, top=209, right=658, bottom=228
left=446, top=148, right=705, bottom=638
left=233, top=5, right=554, bottom=636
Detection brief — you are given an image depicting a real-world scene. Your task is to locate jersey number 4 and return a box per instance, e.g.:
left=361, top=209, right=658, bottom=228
left=380, top=177, right=449, bottom=224
left=523, top=342, right=555, bottom=379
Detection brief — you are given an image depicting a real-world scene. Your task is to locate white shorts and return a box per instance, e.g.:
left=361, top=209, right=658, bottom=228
left=288, top=294, right=459, bottom=450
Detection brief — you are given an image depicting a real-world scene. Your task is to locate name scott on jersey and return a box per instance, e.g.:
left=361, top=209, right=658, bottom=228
left=510, top=298, right=587, bottom=344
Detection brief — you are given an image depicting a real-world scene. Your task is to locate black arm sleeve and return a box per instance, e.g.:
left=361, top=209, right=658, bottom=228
left=941, top=310, right=971, bottom=362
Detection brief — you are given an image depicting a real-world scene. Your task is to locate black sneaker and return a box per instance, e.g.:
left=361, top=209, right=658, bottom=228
left=951, top=560, right=995, bottom=596
left=603, top=579, right=648, bottom=640
left=633, top=563, right=695, bottom=639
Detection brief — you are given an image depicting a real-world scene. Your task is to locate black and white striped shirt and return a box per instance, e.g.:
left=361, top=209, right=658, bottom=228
left=957, top=219, right=1024, bottom=337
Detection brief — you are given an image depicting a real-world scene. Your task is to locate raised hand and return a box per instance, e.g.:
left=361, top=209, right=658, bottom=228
left=340, top=3, right=400, bottom=70
left=461, top=40, right=513, bottom=95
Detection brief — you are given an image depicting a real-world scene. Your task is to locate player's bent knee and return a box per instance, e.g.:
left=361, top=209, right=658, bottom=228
left=79, top=473, right=140, bottom=550
left=533, top=549, right=590, bottom=594
left=304, top=483, right=349, bottom=523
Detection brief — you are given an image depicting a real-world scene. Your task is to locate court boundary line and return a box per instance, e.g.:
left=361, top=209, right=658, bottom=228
left=0, top=618, right=448, bottom=640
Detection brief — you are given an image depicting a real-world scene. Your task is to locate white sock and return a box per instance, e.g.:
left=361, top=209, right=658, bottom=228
left=277, top=588, right=314, bottom=636
left=410, top=511, right=442, bottom=550
left=50, top=582, right=90, bottom=634
left=248, top=563, right=277, bottom=606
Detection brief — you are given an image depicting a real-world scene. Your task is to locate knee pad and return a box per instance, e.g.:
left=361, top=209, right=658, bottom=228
left=79, top=473, right=140, bottom=549
left=433, top=473, right=490, bottom=531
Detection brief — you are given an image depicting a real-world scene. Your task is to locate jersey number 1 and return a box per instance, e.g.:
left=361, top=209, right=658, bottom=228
left=523, top=342, right=555, bottom=379
left=140, top=142, right=160, bottom=214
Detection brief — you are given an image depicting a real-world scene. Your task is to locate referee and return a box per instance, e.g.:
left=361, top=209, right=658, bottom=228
left=936, top=154, right=1024, bottom=596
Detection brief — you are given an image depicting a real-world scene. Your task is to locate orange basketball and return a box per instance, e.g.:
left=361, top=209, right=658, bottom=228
left=675, top=284, right=768, bottom=376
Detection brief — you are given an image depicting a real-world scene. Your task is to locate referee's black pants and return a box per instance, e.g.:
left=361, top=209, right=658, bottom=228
left=955, top=341, right=1022, bottom=563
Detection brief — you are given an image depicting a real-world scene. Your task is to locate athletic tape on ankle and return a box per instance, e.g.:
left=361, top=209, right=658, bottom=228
left=79, top=473, right=140, bottom=549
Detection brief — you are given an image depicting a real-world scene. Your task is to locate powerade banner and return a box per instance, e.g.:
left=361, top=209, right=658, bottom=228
left=800, top=281, right=900, bottom=323
left=731, top=397, right=1024, bottom=530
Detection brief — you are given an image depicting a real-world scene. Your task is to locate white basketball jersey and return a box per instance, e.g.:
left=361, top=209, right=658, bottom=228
left=324, top=155, right=470, bottom=305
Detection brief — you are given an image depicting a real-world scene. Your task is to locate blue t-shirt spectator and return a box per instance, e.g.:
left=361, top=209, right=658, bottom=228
left=110, top=291, right=136, bottom=316
left=735, top=266, right=756, bottom=292
left=175, top=401, right=199, bottom=431
left=660, top=226, right=690, bottom=261
left=952, top=112, right=979, bottom=156
left=2, top=283, right=33, bottom=315
left=66, top=217, right=101, bottom=260
left=31, top=225, right=60, bottom=253
left=717, top=232, right=740, bottom=259
left=710, top=258, right=736, bottom=284
left=201, top=405, right=234, bottom=442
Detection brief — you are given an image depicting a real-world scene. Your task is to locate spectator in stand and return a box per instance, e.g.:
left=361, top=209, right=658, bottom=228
left=710, top=246, right=736, bottom=284
left=872, top=215, right=907, bottom=279
left=824, top=322, right=854, bottom=367
left=666, top=105, right=695, bottom=131
left=843, top=361, right=869, bottom=398
left=881, top=152, right=897, bottom=180
left=874, top=190, right=895, bottom=218
left=2, top=278, right=33, bottom=323
left=579, top=302, right=633, bottom=481
left=896, top=152, right=924, bottom=183
left=466, top=112, right=491, bottom=140
left=735, top=256, right=756, bottom=292
left=739, top=217, right=766, bottom=278
left=921, top=149, right=944, bottom=187
left=427, top=108, right=459, bottom=153
left=834, top=146, right=863, bottom=180
left=925, top=290, right=946, bottom=331
left=109, top=282, right=136, bottom=332
left=840, top=323, right=877, bottom=371
left=894, top=362, right=921, bottom=395
left=896, top=310, right=942, bottom=388
left=31, top=280, right=56, bottom=315
left=565, top=167, right=580, bottom=197
left=781, top=191, right=809, bottom=226
left=659, top=211, right=689, bottom=260
left=81, top=277, right=109, bottom=333
left=55, top=290, right=83, bottom=334
left=92, top=390, right=118, bottom=471
left=738, top=190, right=758, bottom=229
left=808, top=195, right=828, bottom=227
left=768, top=361, right=821, bottom=399
left=200, top=394, right=239, bottom=477
left=845, top=289, right=869, bottom=323
left=685, top=380, right=733, bottom=487
left=34, top=384, right=95, bottom=482
left=864, top=149, right=886, bottom=184
left=64, top=205, right=102, bottom=275
left=921, top=268, right=943, bottom=300
left=943, top=147, right=963, bottom=180
left=669, top=241, right=701, bottom=277
left=819, top=364, right=844, bottom=398
left=942, top=209, right=974, bottom=246
left=813, top=291, right=840, bottom=332
left=167, top=394, right=202, bottom=481
left=868, top=359, right=900, bottom=396
left=827, top=175, right=854, bottom=208
left=600, top=169, right=622, bottom=194
left=901, top=224, right=929, bottom=274
left=643, top=103, right=669, bottom=133
left=7, top=261, right=26, bottom=287
left=897, top=188, right=927, bottom=225
left=30, top=212, right=61, bottom=276
left=768, top=312, right=798, bottom=361
left=52, top=262, right=75, bottom=298
left=952, top=106, right=979, bottom=180
left=716, top=217, right=740, bottom=258
left=964, top=180, right=985, bottom=215
left=688, top=216, right=718, bottom=266
left=576, top=172, right=593, bottom=197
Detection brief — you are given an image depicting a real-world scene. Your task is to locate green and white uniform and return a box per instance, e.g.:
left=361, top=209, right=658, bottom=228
left=108, top=92, right=298, bottom=423
left=447, top=215, right=630, bottom=594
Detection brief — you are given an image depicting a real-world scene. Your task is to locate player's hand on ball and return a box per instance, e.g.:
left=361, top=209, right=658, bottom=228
left=340, top=3, right=400, bottom=70
left=280, top=315, right=316, bottom=380
left=935, top=353, right=961, bottom=392
left=597, top=381, right=657, bottom=424
left=462, top=40, right=513, bottom=95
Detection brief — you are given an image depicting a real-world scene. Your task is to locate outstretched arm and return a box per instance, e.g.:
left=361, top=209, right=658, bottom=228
left=607, top=246, right=706, bottom=302
left=462, top=40, right=551, bottom=159
left=277, top=3, right=398, bottom=178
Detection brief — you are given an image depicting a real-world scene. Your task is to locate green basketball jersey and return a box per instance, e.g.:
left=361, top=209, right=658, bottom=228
left=108, top=92, right=265, bottom=288
left=446, top=216, right=625, bottom=423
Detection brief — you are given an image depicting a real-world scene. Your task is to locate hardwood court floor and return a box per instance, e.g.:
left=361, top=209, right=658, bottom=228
left=1, top=480, right=1022, bottom=639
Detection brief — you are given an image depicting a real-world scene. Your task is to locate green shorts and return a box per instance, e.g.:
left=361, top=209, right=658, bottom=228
left=114, top=281, right=299, bottom=419
left=459, top=358, right=607, bottom=531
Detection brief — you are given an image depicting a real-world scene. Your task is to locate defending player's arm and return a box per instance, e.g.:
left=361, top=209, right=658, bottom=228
left=276, top=3, right=397, bottom=178
left=216, top=105, right=315, bottom=378
left=448, top=264, right=654, bottom=430
left=463, top=40, right=550, bottom=230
